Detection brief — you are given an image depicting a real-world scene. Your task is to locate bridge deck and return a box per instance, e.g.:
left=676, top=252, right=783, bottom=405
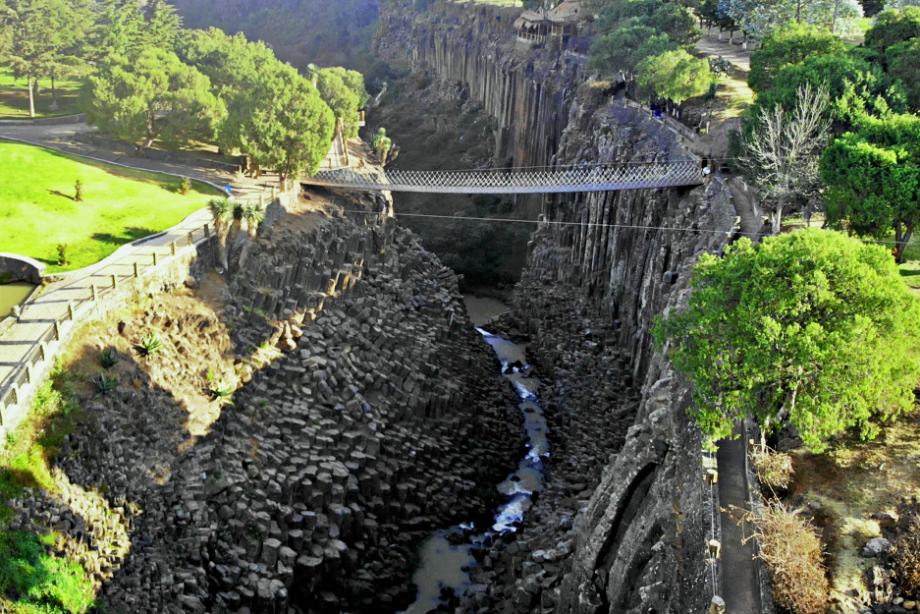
left=303, top=162, right=705, bottom=194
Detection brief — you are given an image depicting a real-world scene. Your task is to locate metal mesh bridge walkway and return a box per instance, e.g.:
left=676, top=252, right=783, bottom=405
left=302, top=160, right=705, bottom=195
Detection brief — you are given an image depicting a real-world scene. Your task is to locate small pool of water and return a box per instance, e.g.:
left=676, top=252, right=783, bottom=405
left=402, top=328, right=549, bottom=613
left=0, top=282, right=35, bottom=319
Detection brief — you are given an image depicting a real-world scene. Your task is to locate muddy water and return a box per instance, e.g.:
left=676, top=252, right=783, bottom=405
left=0, top=282, right=35, bottom=318
left=402, top=328, right=549, bottom=613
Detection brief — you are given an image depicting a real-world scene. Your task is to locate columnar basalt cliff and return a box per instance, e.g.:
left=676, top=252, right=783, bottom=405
left=377, top=3, right=745, bottom=612
left=7, top=188, right=526, bottom=613
left=376, top=0, right=585, bottom=171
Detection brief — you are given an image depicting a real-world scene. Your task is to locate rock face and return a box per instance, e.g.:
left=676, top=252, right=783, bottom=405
left=10, top=189, right=526, bottom=613
left=377, top=3, right=746, bottom=612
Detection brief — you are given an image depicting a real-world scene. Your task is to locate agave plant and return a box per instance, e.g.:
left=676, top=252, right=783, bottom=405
left=100, top=348, right=119, bottom=369
left=136, top=333, right=163, bottom=357
left=93, top=373, right=119, bottom=396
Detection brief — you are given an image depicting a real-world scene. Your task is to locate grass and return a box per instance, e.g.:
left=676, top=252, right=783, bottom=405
left=0, top=141, right=220, bottom=273
left=0, top=368, right=94, bottom=614
left=0, top=70, right=83, bottom=119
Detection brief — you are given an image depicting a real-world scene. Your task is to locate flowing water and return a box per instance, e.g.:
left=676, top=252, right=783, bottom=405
left=402, top=328, right=549, bottom=613
left=0, top=282, right=35, bottom=319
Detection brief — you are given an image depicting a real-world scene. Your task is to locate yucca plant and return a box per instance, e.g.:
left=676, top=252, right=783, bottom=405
left=136, top=333, right=163, bottom=357
left=206, top=369, right=235, bottom=406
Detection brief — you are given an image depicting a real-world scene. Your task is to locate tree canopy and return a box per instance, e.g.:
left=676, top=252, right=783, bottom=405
left=84, top=47, right=226, bottom=148
left=821, top=113, right=920, bottom=262
left=636, top=48, right=712, bottom=103
left=749, top=23, right=846, bottom=93
left=315, top=66, right=368, bottom=138
left=656, top=229, right=920, bottom=451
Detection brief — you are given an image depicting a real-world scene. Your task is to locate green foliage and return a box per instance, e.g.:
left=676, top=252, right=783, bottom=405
left=316, top=66, right=368, bottom=138
left=0, top=0, right=94, bottom=116
left=72, top=179, right=82, bottom=202
left=372, top=127, right=393, bottom=163
left=178, top=177, right=192, bottom=195
left=749, top=23, right=846, bottom=94
left=821, top=113, right=920, bottom=261
left=54, top=244, right=67, bottom=267
left=136, top=333, right=162, bottom=357
left=206, top=369, right=234, bottom=406
left=886, top=38, right=920, bottom=111
left=99, top=348, right=118, bottom=369
left=0, top=531, right=95, bottom=613
left=655, top=229, right=920, bottom=451
left=92, top=373, right=118, bottom=396
left=588, top=0, right=700, bottom=91
left=636, top=48, right=711, bottom=104
left=83, top=47, right=226, bottom=148
left=865, top=6, right=920, bottom=51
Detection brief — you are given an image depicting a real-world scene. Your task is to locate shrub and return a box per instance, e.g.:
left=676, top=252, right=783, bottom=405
left=752, top=502, right=829, bottom=614
left=206, top=369, right=235, bottom=406
left=750, top=444, right=795, bottom=493
left=55, top=244, right=68, bottom=267
left=73, top=179, right=83, bottom=202
left=893, top=498, right=920, bottom=596
left=178, top=177, right=192, bottom=195
left=0, top=530, right=95, bottom=613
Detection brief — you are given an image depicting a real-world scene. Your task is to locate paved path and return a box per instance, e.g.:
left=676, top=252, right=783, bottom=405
left=717, top=428, right=763, bottom=614
left=0, top=123, right=279, bottom=408
left=695, top=32, right=752, bottom=73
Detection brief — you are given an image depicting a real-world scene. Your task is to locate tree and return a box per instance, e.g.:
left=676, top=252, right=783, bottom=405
left=655, top=229, right=920, bottom=452
left=177, top=28, right=280, bottom=153
left=865, top=6, right=920, bottom=51
left=242, top=65, right=335, bottom=185
left=316, top=67, right=368, bottom=138
left=143, top=0, right=182, bottom=50
left=749, top=50, right=889, bottom=129
left=1, top=0, right=92, bottom=117
left=84, top=47, right=226, bottom=148
left=720, top=0, right=863, bottom=38
left=749, top=23, right=846, bottom=93
left=87, top=0, right=145, bottom=63
left=886, top=38, right=920, bottom=110
left=745, top=83, right=830, bottom=234
left=636, top=48, right=712, bottom=104
left=372, top=127, right=392, bottom=164
left=589, top=23, right=676, bottom=79
left=821, top=113, right=920, bottom=262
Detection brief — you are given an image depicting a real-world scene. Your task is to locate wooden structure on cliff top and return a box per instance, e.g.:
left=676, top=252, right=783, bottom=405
left=514, top=0, right=590, bottom=45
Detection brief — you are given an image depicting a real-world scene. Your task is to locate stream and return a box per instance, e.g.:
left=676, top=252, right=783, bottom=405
left=402, top=327, right=549, bottom=613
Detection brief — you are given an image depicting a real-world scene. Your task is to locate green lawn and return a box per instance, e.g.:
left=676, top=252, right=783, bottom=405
left=0, top=69, right=83, bottom=119
left=0, top=141, right=219, bottom=273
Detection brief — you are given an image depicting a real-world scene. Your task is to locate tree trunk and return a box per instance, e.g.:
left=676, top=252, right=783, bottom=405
left=771, top=201, right=783, bottom=235
left=50, top=74, right=58, bottom=111
left=27, top=78, right=36, bottom=118
left=895, top=223, right=913, bottom=263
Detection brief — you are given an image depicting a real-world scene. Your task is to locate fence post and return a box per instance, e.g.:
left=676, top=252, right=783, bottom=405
left=53, top=320, right=62, bottom=341
left=204, top=224, right=210, bottom=238
left=152, top=252, right=158, bottom=266
left=111, top=274, right=118, bottom=289
left=90, top=284, right=98, bottom=302
left=133, top=262, right=140, bottom=278
left=67, top=302, right=75, bottom=321
left=187, top=231, right=194, bottom=246
left=170, top=241, right=177, bottom=256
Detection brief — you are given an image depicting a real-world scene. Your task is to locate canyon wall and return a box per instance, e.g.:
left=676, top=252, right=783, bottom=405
left=377, top=2, right=744, bottom=612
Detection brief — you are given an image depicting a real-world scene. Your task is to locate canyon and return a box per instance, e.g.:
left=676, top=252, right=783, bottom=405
left=5, top=1, right=760, bottom=613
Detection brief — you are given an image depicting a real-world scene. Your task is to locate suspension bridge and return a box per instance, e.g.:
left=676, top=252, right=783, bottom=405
left=302, top=160, right=707, bottom=195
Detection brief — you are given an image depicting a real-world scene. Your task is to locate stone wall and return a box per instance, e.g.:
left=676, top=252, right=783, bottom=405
left=0, top=252, right=45, bottom=284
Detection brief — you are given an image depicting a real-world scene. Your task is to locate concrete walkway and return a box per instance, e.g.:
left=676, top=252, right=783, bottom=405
left=0, top=123, right=280, bottom=418
left=717, top=429, right=763, bottom=614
